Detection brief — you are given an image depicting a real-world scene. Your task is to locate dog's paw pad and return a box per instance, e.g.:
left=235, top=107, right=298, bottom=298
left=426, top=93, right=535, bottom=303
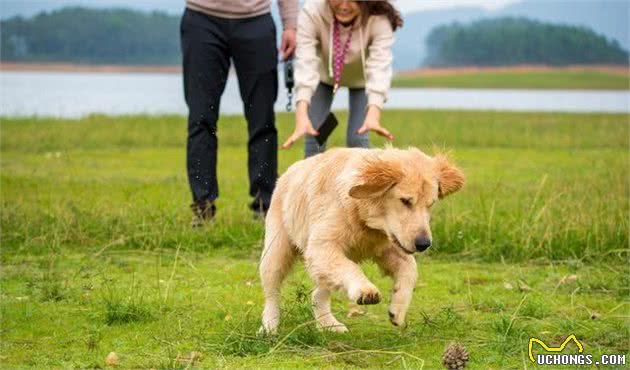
left=356, top=290, right=381, bottom=305
left=388, top=311, right=402, bottom=326
left=318, top=323, right=349, bottom=333
left=257, top=325, right=277, bottom=337
left=388, top=311, right=398, bottom=325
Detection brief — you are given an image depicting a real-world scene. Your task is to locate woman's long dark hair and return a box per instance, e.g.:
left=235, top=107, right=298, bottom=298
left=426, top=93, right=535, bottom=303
left=358, top=1, right=403, bottom=31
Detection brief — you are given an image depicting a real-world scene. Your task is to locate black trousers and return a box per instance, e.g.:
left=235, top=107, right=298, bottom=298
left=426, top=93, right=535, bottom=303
left=180, top=8, right=278, bottom=210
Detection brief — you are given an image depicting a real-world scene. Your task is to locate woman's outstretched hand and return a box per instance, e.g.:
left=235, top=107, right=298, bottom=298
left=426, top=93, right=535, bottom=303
left=282, top=101, right=319, bottom=149
left=357, top=105, right=394, bottom=141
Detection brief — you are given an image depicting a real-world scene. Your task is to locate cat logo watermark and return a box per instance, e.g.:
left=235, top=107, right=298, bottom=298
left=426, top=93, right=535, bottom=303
left=529, top=334, right=626, bottom=366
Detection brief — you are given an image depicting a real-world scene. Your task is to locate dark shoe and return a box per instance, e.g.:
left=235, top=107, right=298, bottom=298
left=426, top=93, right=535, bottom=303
left=249, top=199, right=268, bottom=221
left=191, top=200, right=216, bottom=227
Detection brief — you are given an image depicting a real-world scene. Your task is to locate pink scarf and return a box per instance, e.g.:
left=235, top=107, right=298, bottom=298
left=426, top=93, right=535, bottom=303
left=332, top=19, right=353, bottom=94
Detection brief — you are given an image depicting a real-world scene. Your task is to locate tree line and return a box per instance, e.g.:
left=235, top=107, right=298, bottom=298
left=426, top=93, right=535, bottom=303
left=2, top=8, right=628, bottom=67
left=425, top=17, right=628, bottom=66
left=1, top=7, right=181, bottom=65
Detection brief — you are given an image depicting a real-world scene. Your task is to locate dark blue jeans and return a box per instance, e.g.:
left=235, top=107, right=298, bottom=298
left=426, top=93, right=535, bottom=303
left=181, top=8, right=278, bottom=211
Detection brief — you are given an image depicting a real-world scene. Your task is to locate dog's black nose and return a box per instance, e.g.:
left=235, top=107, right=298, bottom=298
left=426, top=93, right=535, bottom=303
left=415, top=236, right=432, bottom=252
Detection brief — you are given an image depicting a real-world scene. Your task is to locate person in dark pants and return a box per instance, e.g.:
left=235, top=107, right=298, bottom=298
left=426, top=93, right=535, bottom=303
left=180, top=0, right=297, bottom=226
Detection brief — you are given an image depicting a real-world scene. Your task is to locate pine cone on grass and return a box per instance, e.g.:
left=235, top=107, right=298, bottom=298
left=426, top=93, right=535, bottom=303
left=442, top=342, right=469, bottom=370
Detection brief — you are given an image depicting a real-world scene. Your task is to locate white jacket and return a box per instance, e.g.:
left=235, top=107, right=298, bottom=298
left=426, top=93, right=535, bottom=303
left=294, top=0, right=394, bottom=109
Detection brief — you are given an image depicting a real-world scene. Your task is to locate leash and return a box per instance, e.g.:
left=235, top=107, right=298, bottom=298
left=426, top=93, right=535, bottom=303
left=284, top=58, right=294, bottom=111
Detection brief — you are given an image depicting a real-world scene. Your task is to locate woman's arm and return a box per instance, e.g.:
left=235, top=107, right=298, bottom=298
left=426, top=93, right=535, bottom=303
left=294, top=7, right=322, bottom=106
left=283, top=6, right=321, bottom=149
left=364, top=16, right=394, bottom=109
left=356, top=16, right=394, bottom=141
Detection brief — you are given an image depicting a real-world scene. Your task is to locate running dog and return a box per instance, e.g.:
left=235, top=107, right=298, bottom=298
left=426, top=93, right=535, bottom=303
left=259, top=147, right=465, bottom=334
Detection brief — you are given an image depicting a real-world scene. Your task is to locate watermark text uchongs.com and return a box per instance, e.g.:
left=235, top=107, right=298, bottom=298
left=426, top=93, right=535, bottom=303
left=529, top=334, right=626, bottom=366
left=535, top=354, right=626, bottom=366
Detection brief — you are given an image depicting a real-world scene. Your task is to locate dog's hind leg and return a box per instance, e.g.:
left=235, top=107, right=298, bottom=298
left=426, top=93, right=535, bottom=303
left=259, top=216, right=296, bottom=335
left=312, top=287, right=348, bottom=332
left=374, top=248, right=418, bottom=327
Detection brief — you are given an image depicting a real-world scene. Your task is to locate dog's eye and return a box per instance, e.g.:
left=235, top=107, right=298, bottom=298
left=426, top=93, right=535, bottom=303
left=400, top=198, right=413, bottom=208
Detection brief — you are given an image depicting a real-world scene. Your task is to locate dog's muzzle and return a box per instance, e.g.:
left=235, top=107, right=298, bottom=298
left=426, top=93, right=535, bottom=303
left=392, top=236, right=415, bottom=254
left=415, top=236, right=432, bottom=252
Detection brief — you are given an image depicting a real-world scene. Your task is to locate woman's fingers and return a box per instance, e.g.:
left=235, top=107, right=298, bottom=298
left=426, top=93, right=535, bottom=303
left=356, top=124, right=369, bottom=135
left=282, top=122, right=320, bottom=149
left=281, top=135, right=297, bottom=149
left=281, top=131, right=300, bottom=149
left=375, top=126, right=394, bottom=140
left=356, top=123, right=394, bottom=141
left=307, top=125, right=319, bottom=136
left=281, top=138, right=294, bottom=149
left=282, top=128, right=317, bottom=149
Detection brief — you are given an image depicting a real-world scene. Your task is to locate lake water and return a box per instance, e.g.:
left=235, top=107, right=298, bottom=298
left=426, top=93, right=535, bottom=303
left=1, top=71, right=628, bottom=118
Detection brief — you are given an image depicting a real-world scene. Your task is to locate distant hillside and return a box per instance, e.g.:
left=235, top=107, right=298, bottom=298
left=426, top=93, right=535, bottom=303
left=393, top=0, right=629, bottom=69
left=0, top=0, right=184, bottom=20
left=425, top=17, right=629, bottom=67
left=1, top=7, right=180, bottom=65
left=1, top=3, right=628, bottom=69
left=393, top=7, right=486, bottom=70
left=500, top=0, right=629, bottom=51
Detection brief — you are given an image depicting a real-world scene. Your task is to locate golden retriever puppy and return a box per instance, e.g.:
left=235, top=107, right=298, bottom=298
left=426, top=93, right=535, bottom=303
left=259, top=147, right=464, bottom=334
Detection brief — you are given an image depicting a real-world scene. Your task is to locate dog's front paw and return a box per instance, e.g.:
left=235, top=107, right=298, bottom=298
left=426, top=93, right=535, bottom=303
left=388, top=305, right=407, bottom=327
left=388, top=310, right=405, bottom=327
left=257, top=325, right=277, bottom=337
left=258, top=316, right=279, bottom=337
left=318, top=322, right=349, bottom=333
left=352, top=284, right=381, bottom=305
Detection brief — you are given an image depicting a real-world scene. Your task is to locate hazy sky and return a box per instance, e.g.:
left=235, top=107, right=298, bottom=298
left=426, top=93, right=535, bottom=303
left=396, top=0, right=519, bottom=12
left=1, top=0, right=521, bottom=19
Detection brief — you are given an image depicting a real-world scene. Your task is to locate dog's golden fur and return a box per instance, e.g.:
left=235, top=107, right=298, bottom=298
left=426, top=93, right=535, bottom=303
left=259, top=147, right=464, bottom=334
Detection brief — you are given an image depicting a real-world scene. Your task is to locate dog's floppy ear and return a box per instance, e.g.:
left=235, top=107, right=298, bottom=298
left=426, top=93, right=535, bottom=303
left=434, top=154, right=465, bottom=198
left=349, top=158, right=403, bottom=199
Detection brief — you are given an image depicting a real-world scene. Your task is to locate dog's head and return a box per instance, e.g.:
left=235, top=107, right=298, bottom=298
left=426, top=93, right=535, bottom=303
left=349, top=148, right=465, bottom=254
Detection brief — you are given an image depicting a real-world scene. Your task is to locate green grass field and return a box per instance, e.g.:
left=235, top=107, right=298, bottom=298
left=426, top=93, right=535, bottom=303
left=393, top=70, right=630, bottom=90
left=2, top=111, right=629, bottom=368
